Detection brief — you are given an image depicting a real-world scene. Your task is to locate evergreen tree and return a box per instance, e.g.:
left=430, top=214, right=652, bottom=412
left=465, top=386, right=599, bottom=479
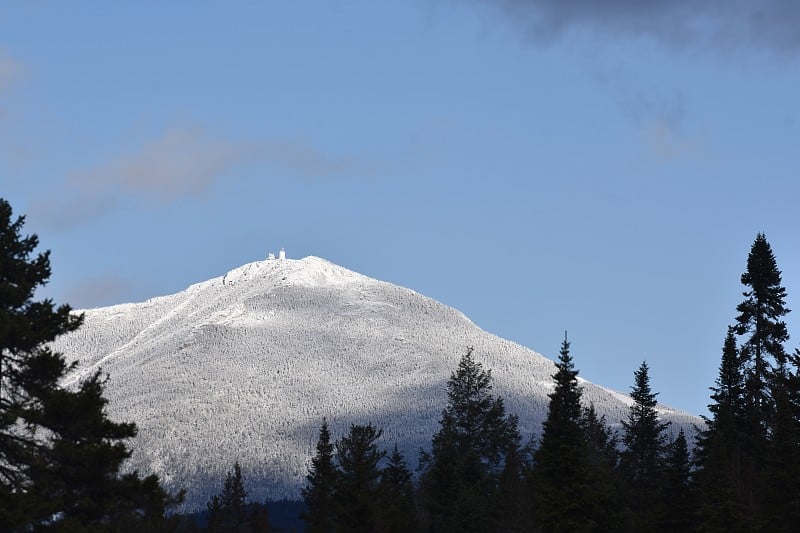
left=24, top=371, right=180, bottom=532
left=580, top=403, right=622, bottom=530
left=376, top=444, right=416, bottom=533
left=208, top=462, right=249, bottom=532
left=732, top=232, right=792, bottom=524
left=332, top=423, right=385, bottom=533
left=222, top=463, right=248, bottom=526
left=420, top=347, right=521, bottom=533
left=207, top=495, right=223, bottom=531
left=620, top=361, right=669, bottom=531
left=763, top=348, right=800, bottom=530
left=734, top=233, right=790, bottom=434
left=660, top=429, right=695, bottom=532
left=301, top=419, right=336, bottom=533
left=531, top=332, right=594, bottom=532
left=695, top=330, right=748, bottom=531
left=0, top=197, right=81, bottom=525
left=494, top=444, right=530, bottom=533
left=0, top=198, right=178, bottom=530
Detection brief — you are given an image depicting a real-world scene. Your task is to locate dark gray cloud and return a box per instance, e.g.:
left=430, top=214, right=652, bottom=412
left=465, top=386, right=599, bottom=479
left=464, top=0, right=800, bottom=52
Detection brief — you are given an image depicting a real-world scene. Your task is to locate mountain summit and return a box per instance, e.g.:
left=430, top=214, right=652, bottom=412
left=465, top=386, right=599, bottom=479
left=53, top=255, right=698, bottom=510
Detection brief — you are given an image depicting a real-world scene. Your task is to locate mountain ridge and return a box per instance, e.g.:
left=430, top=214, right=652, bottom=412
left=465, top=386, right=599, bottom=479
left=52, top=255, right=700, bottom=511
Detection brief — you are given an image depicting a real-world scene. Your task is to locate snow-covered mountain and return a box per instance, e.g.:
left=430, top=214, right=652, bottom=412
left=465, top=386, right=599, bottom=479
left=52, top=256, right=700, bottom=511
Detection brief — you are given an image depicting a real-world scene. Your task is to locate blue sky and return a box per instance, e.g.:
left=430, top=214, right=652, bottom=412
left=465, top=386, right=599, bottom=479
left=2, top=1, right=799, bottom=417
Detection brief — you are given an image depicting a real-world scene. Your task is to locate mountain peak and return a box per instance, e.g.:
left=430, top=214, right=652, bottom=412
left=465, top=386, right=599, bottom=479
left=52, top=255, right=702, bottom=511
left=218, top=255, right=369, bottom=288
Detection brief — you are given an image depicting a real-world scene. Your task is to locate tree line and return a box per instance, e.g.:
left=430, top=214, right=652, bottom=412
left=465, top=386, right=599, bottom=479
left=3, top=193, right=799, bottom=531
left=296, top=232, right=800, bottom=532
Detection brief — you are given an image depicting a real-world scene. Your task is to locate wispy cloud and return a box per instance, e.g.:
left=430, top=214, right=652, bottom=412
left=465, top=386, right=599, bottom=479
left=0, top=48, right=22, bottom=94
left=644, top=120, right=707, bottom=162
left=68, top=126, right=258, bottom=203
left=33, top=125, right=377, bottom=230
left=462, top=0, right=800, bottom=53
left=263, top=139, right=377, bottom=182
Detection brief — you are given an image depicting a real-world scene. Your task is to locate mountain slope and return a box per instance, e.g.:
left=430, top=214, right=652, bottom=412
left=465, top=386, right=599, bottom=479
left=52, top=256, right=700, bottom=510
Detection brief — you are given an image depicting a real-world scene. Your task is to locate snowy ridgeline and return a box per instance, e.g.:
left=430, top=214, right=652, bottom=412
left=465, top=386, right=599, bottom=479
left=52, top=256, right=700, bottom=512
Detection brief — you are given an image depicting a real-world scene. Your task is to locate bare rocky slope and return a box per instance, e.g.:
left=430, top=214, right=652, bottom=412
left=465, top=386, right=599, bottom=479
left=52, top=256, right=700, bottom=511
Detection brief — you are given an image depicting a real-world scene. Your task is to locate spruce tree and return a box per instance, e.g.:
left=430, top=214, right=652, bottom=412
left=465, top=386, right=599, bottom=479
left=620, top=360, right=669, bottom=531
left=420, top=347, right=521, bottom=533
left=494, top=444, right=530, bottom=533
left=376, top=444, right=416, bottom=533
left=332, top=423, right=385, bottom=533
left=207, top=462, right=249, bottom=532
left=732, top=232, right=792, bottom=524
left=695, top=329, right=748, bottom=531
left=660, top=429, right=695, bottom=531
left=531, top=332, right=594, bottom=532
left=301, top=419, right=336, bottom=533
left=735, top=233, right=790, bottom=432
left=580, top=403, right=622, bottom=530
left=223, top=463, right=248, bottom=524
left=0, top=198, right=178, bottom=530
left=763, top=348, right=800, bottom=530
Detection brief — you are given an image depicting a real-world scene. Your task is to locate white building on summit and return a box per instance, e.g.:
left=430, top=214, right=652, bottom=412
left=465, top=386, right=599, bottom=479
left=267, top=248, right=286, bottom=261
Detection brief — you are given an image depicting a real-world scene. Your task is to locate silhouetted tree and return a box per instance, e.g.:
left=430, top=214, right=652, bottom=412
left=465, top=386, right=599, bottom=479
left=420, top=348, right=521, bottom=533
left=301, top=419, right=336, bottom=533
left=376, top=444, right=416, bottom=533
left=0, top=198, right=178, bottom=530
left=531, top=332, right=594, bottom=532
left=207, top=462, right=249, bottom=532
left=620, top=361, right=669, bottom=531
left=580, top=403, right=622, bottom=530
left=732, top=233, right=793, bottom=526
left=735, top=233, right=789, bottom=435
left=660, top=429, right=695, bottom=531
left=333, top=423, right=385, bottom=533
left=695, top=329, right=748, bottom=531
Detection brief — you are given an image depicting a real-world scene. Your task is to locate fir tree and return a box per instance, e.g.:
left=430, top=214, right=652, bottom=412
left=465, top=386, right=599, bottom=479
left=620, top=360, right=669, bottom=532
left=580, top=403, right=622, bottom=530
left=531, top=332, right=594, bottom=532
left=420, top=347, right=521, bottom=533
left=206, top=462, right=251, bottom=532
left=301, top=419, right=336, bottom=533
left=494, top=444, right=530, bottom=533
left=660, top=429, right=695, bottom=532
left=332, top=423, right=385, bottom=533
left=763, top=348, right=800, bottom=530
left=376, top=444, right=416, bottom=533
left=695, top=330, right=748, bottom=531
left=735, top=233, right=790, bottom=434
left=0, top=198, right=178, bottom=530
left=732, top=233, right=792, bottom=524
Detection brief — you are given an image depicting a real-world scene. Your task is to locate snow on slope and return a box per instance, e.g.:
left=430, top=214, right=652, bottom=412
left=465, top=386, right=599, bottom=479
left=52, top=256, right=700, bottom=511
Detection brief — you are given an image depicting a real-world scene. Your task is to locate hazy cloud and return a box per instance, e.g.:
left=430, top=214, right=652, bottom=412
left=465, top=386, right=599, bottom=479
left=0, top=48, right=22, bottom=94
left=68, top=126, right=258, bottom=203
left=463, top=0, right=800, bottom=52
left=34, top=126, right=377, bottom=230
left=263, top=139, right=377, bottom=182
left=644, top=120, right=706, bottom=162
